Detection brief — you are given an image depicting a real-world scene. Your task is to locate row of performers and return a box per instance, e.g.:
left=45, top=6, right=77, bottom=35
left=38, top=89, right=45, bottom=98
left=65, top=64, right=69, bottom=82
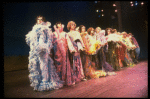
left=25, top=16, right=140, bottom=91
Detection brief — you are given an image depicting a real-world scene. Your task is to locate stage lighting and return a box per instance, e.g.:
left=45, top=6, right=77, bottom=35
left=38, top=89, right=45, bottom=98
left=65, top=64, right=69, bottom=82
left=96, top=10, right=99, bottom=12
left=130, top=1, right=133, bottom=4
left=113, top=4, right=116, bottom=6
left=115, top=10, right=117, bottom=12
left=135, top=3, right=138, bottom=5
left=131, top=4, right=134, bottom=6
left=101, top=9, right=103, bottom=12
left=141, top=2, right=144, bottom=5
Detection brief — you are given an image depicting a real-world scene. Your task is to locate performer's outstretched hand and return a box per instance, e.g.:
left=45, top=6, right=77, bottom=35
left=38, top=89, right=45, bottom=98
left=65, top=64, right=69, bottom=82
left=54, top=25, right=57, bottom=29
left=62, top=24, right=64, bottom=29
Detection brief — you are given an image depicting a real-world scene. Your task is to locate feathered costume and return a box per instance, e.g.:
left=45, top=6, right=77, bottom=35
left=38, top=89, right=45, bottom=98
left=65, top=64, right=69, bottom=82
left=80, top=32, right=115, bottom=79
left=25, top=22, right=63, bottom=91
left=106, top=33, right=123, bottom=70
left=95, top=30, right=115, bottom=72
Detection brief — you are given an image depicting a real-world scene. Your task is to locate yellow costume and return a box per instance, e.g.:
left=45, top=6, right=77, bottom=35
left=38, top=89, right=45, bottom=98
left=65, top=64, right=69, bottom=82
left=80, top=32, right=107, bottom=79
left=84, top=34, right=101, bottom=55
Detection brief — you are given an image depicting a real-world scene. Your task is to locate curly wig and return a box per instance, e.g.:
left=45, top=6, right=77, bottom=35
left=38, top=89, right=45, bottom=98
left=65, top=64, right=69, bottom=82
left=67, top=21, right=76, bottom=30
left=87, top=27, right=94, bottom=35
left=95, top=27, right=101, bottom=32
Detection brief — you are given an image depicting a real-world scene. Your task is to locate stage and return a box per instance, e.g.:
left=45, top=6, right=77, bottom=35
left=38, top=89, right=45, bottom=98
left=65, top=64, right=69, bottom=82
left=4, top=60, right=148, bottom=98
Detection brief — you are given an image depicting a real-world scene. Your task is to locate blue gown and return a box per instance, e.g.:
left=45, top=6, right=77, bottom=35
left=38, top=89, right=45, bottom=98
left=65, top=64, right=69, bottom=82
left=25, top=22, right=64, bottom=91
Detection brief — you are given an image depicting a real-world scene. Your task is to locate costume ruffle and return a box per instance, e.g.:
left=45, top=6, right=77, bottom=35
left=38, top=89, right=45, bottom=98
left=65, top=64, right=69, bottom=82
left=25, top=22, right=64, bottom=91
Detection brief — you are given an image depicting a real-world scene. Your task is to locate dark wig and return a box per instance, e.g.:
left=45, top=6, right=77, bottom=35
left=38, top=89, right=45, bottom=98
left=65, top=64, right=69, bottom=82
left=111, top=29, right=117, bottom=34
left=87, top=27, right=94, bottom=35
left=105, top=28, right=112, bottom=36
left=79, top=25, right=86, bottom=33
left=35, top=15, right=46, bottom=23
left=55, top=21, right=62, bottom=28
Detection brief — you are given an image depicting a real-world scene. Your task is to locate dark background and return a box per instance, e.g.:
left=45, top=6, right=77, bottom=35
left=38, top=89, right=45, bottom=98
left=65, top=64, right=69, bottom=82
left=3, top=1, right=148, bottom=59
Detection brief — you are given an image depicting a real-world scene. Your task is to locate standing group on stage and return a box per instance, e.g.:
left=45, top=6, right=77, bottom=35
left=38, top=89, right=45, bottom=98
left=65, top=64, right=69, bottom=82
left=25, top=16, right=140, bottom=91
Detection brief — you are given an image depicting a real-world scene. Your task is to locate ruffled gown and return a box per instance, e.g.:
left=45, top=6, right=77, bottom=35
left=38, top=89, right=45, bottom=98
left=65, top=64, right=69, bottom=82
left=67, top=30, right=85, bottom=82
left=106, top=34, right=121, bottom=70
left=80, top=32, right=111, bottom=79
left=114, top=35, right=126, bottom=68
left=95, top=31, right=115, bottom=71
left=53, top=27, right=80, bottom=86
left=25, top=22, right=63, bottom=91
left=122, top=37, right=135, bottom=66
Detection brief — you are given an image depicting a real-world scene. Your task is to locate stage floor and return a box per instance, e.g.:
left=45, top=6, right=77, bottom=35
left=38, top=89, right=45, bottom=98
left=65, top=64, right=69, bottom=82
left=4, top=60, right=148, bottom=98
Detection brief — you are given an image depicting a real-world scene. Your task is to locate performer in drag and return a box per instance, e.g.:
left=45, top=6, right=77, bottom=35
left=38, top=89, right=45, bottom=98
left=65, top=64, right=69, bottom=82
left=25, top=16, right=63, bottom=91
left=67, top=21, right=86, bottom=83
left=53, top=21, right=81, bottom=86
left=87, top=27, right=100, bottom=70
left=121, top=32, right=136, bottom=67
left=105, top=28, right=112, bottom=63
left=128, top=33, right=140, bottom=64
left=79, top=25, right=116, bottom=79
left=95, top=27, right=114, bottom=72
